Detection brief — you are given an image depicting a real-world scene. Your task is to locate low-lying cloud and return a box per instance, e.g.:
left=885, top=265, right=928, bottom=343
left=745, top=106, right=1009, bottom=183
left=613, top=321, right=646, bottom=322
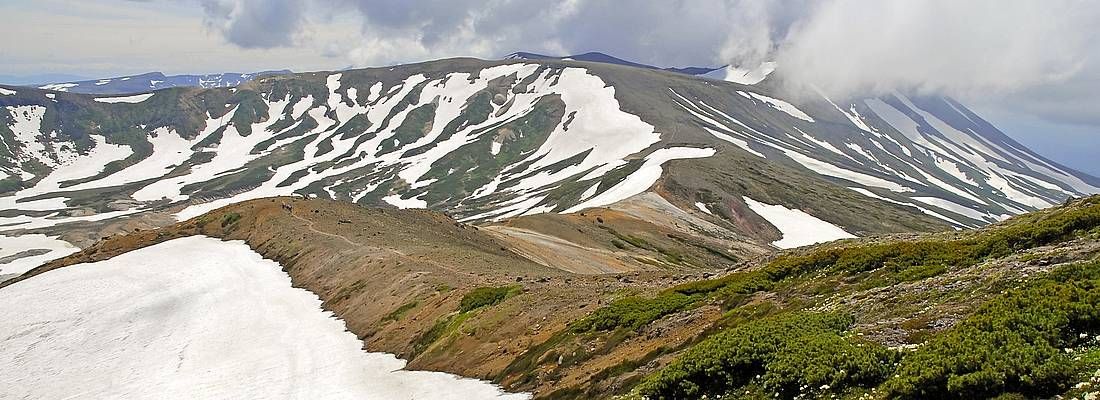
left=773, top=1, right=1097, bottom=98
left=199, top=0, right=1100, bottom=126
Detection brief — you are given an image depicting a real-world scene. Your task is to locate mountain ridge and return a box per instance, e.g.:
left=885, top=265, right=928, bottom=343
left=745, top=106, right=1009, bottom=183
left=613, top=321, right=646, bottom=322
left=0, top=54, right=1096, bottom=279
left=25, top=70, right=292, bottom=95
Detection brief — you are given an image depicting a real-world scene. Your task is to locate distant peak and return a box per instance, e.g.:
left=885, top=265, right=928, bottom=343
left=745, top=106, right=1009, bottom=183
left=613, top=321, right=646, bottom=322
left=502, top=51, right=719, bottom=76
left=702, top=61, right=777, bottom=85
left=504, top=52, right=552, bottom=60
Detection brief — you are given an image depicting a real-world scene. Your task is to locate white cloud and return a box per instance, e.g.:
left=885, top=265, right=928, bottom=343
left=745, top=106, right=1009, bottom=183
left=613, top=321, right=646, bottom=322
left=771, top=0, right=1097, bottom=98
left=2, top=0, right=1097, bottom=149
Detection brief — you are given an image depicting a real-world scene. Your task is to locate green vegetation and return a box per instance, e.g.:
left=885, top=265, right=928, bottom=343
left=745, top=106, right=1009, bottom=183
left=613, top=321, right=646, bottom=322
left=220, top=212, right=241, bottom=227
left=382, top=301, right=418, bottom=322
left=638, top=312, right=895, bottom=399
left=883, top=260, right=1100, bottom=399
left=570, top=294, right=694, bottom=332
left=378, top=103, right=436, bottom=155
left=412, top=285, right=521, bottom=357
left=227, top=90, right=270, bottom=136
left=636, top=260, right=1100, bottom=399
left=570, top=271, right=773, bottom=333
left=534, top=197, right=1100, bottom=398
left=764, top=196, right=1100, bottom=286
left=415, top=94, right=565, bottom=204
left=459, top=285, right=520, bottom=313
left=411, top=311, right=472, bottom=357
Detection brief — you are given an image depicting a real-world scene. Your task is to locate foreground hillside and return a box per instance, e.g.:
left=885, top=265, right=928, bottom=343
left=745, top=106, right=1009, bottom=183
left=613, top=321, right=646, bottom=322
left=10, top=195, right=1099, bottom=399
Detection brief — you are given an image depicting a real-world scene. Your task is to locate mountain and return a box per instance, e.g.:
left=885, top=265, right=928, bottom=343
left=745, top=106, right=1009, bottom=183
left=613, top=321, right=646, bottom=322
left=30, top=70, right=291, bottom=95
left=2, top=51, right=1100, bottom=399
left=0, top=54, right=1097, bottom=279
left=505, top=51, right=721, bottom=75
left=0, top=73, right=92, bottom=86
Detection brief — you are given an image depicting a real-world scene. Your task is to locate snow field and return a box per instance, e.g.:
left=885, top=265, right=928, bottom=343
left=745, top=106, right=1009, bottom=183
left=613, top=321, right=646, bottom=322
left=0, top=236, right=528, bottom=400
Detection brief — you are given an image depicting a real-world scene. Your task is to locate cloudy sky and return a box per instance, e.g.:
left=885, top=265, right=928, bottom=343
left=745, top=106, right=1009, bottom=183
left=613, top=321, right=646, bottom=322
left=2, top=0, right=1097, bottom=175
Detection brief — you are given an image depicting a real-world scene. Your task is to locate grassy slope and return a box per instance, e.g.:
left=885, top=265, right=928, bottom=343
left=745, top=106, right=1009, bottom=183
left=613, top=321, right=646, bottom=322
left=498, top=196, right=1100, bottom=399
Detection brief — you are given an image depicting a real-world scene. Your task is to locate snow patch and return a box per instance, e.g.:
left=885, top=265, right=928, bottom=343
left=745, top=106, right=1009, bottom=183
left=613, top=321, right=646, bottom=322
left=383, top=193, right=428, bottom=209
left=703, top=127, right=765, bottom=158
left=565, top=147, right=715, bottom=213
left=742, top=196, right=855, bottom=249
left=0, top=234, right=78, bottom=279
left=38, top=83, right=77, bottom=91
left=579, top=182, right=600, bottom=200
left=912, top=196, right=992, bottom=221
left=695, top=202, right=713, bottom=215
left=705, top=61, right=777, bottom=85
left=93, top=93, right=154, bottom=104
left=847, top=187, right=969, bottom=228
left=0, top=236, right=527, bottom=399
left=739, top=91, right=814, bottom=122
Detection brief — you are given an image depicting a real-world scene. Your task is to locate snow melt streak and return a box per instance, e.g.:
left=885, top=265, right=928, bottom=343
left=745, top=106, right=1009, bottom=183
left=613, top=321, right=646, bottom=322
left=0, top=236, right=527, bottom=400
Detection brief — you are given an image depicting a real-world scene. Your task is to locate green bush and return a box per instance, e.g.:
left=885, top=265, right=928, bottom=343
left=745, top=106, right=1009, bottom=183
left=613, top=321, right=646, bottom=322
left=763, top=199, right=1100, bottom=285
left=764, top=332, right=898, bottom=395
left=639, top=260, right=1100, bottom=400
left=570, top=293, right=695, bottom=332
left=220, top=212, right=241, bottom=227
left=636, top=312, right=894, bottom=399
left=571, top=271, right=774, bottom=333
left=883, top=261, right=1100, bottom=399
left=382, top=301, right=417, bottom=322
left=459, top=285, right=518, bottom=313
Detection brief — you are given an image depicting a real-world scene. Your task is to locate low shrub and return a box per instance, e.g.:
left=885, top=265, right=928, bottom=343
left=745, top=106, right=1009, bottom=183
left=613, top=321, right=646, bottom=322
left=636, top=312, right=895, bottom=399
left=883, top=260, right=1100, bottom=399
left=459, top=285, right=519, bottom=313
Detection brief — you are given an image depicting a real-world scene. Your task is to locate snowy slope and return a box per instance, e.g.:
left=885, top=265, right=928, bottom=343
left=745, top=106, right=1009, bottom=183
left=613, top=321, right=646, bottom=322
left=672, top=77, right=1099, bottom=228
left=700, top=61, right=777, bottom=85
left=0, top=236, right=527, bottom=400
left=0, top=54, right=1095, bottom=267
left=743, top=196, right=855, bottom=248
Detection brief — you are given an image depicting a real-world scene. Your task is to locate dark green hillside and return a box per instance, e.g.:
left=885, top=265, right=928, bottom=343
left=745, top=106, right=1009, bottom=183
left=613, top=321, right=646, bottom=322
left=493, top=196, right=1100, bottom=399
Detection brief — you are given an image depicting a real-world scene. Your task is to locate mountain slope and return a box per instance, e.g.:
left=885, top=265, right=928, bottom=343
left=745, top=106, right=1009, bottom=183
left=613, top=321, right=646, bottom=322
left=0, top=55, right=1096, bottom=275
left=504, top=51, right=720, bottom=75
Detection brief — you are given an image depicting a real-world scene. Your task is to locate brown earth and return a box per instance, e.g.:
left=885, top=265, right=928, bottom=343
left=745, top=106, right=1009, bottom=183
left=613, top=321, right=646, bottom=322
left=484, top=192, right=770, bottom=275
